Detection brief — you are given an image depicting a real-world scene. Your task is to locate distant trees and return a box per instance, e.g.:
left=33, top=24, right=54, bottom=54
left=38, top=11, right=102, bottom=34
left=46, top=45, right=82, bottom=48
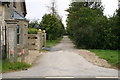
left=28, top=19, right=40, bottom=29
left=116, top=8, right=120, bottom=49
left=40, top=14, right=65, bottom=40
left=28, top=0, right=65, bottom=40
left=28, top=14, right=65, bottom=40
left=66, top=2, right=119, bottom=50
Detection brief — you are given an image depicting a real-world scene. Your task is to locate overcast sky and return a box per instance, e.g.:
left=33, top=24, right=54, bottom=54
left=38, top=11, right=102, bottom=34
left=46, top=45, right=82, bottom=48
left=25, top=0, right=119, bottom=27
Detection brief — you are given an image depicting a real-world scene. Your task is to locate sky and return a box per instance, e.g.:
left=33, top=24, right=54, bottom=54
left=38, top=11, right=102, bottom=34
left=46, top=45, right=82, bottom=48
left=25, top=0, right=119, bottom=27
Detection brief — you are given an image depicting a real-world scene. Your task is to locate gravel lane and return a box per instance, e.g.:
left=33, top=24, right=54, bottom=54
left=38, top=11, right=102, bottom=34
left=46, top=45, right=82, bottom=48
left=2, top=36, right=118, bottom=78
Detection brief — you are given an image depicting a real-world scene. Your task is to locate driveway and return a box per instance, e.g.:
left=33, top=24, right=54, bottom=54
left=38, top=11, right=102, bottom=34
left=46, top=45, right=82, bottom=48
left=2, top=36, right=118, bottom=78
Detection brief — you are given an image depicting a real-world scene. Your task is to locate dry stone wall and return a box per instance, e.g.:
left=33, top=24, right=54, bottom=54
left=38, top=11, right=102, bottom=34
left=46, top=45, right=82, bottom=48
left=28, top=31, right=46, bottom=51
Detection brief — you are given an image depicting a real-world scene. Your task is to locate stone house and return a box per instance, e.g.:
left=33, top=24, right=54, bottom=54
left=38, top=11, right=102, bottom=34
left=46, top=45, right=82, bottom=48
left=0, top=0, right=29, bottom=62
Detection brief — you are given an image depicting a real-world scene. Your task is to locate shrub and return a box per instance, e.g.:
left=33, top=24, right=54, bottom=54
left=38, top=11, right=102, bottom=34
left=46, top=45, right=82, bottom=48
left=28, top=28, right=38, bottom=34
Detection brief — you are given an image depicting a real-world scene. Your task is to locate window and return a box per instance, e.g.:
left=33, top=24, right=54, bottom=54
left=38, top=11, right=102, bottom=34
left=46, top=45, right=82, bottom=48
left=7, top=3, right=10, bottom=8
left=13, top=0, right=16, bottom=8
left=16, top=25, right=20, bottom=44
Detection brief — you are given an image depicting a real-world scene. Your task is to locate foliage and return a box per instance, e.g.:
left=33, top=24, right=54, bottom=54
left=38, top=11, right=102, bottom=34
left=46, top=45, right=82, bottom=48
left=116, top=8, right=120, bottom=49
left=28, top=14, right=65, bottom=40
left=28, top=28, right=38, bottom=34
left=28, top=19, right=40, bottom=29
left=66, top=2, right=119, bottom=50
left=2, top=60, right=31, bottom=73
left=89, top=49, right=119, bottom=68
left=40, top=14, right=65, bottom=40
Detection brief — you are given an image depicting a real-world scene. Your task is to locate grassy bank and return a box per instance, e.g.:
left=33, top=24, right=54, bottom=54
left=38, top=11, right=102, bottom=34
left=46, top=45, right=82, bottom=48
left=2, top=60, right=31, bottom=73
left=46, top=37, right=63, bottom=48
left=89, top=49, right=119, bottom=68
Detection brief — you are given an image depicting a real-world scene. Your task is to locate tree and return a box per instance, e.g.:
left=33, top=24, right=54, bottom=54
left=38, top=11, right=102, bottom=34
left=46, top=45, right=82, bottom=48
left=28, top=19, right=40, bottom=29
left=40, top=14, right=65, bottom=40
left=66, top=2, right=119, bottom=50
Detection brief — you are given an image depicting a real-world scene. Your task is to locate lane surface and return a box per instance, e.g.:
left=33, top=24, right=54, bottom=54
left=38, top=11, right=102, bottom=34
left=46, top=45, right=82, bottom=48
left=3, top=36, right=118, bottom=78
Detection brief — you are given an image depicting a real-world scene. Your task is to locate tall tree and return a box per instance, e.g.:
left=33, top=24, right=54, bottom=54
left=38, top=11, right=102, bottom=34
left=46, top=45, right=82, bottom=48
left=66, top=2, right=118, bottom=50
left=40, top=14, right=65, bottom=40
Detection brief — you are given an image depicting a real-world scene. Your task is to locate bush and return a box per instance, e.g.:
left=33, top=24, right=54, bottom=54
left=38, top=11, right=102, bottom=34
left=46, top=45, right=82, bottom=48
left=28, top=28, right=38, bottom=34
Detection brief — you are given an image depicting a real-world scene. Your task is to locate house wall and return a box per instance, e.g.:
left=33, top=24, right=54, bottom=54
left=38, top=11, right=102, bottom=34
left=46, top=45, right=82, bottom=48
left=0, top=5, right=4, bottom=44
left=0, top=6, right=3, bottom=47
left=0, top=5, right=3, bottom=59
left=0, top=5, right=7, bottom=59
left=5, top=20, right=18, bottom=62
left=17, top=20, right=28, bottom=54
left=15, top=2, right=26, bottom=16
left=4, top=2, right=26, bottom=19
left=0, top=1, right=29, bottom=62
left=17, top=20, right=29, bottom=62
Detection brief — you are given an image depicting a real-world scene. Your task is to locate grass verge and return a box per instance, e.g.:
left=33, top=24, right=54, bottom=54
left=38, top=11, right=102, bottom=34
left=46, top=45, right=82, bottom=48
left=2, top=59, right=31, bottom=73
left=0, top=61, right=1, bottom=73
left=89, top=49, right=119, bottom=69
left=46, top=37, right=63, bottom=48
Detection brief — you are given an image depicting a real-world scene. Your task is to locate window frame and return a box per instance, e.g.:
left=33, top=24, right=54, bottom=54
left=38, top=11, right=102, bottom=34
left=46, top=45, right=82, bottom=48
left=13, top=0, right=16, bottom=8
left=16, top=25, right=20, bottom=44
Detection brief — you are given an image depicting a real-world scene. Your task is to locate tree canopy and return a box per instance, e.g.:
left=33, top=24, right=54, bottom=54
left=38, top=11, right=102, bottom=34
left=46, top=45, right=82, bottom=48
left=66, top=2, right=119, bottom=50
left=40, top=14, right=65, bottom=40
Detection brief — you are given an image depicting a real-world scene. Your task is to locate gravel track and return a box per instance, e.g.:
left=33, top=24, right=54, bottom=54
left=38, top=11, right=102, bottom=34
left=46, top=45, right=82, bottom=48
left=2, top=36, right=118, bottom=78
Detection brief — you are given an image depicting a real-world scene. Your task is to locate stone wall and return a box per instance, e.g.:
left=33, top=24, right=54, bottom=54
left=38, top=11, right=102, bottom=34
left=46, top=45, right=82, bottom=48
left=28, top=31, right=46, bottom=51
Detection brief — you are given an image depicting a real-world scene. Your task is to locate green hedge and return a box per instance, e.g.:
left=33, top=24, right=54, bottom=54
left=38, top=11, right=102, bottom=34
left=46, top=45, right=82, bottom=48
left=28, top=28, right=38, bottom=34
